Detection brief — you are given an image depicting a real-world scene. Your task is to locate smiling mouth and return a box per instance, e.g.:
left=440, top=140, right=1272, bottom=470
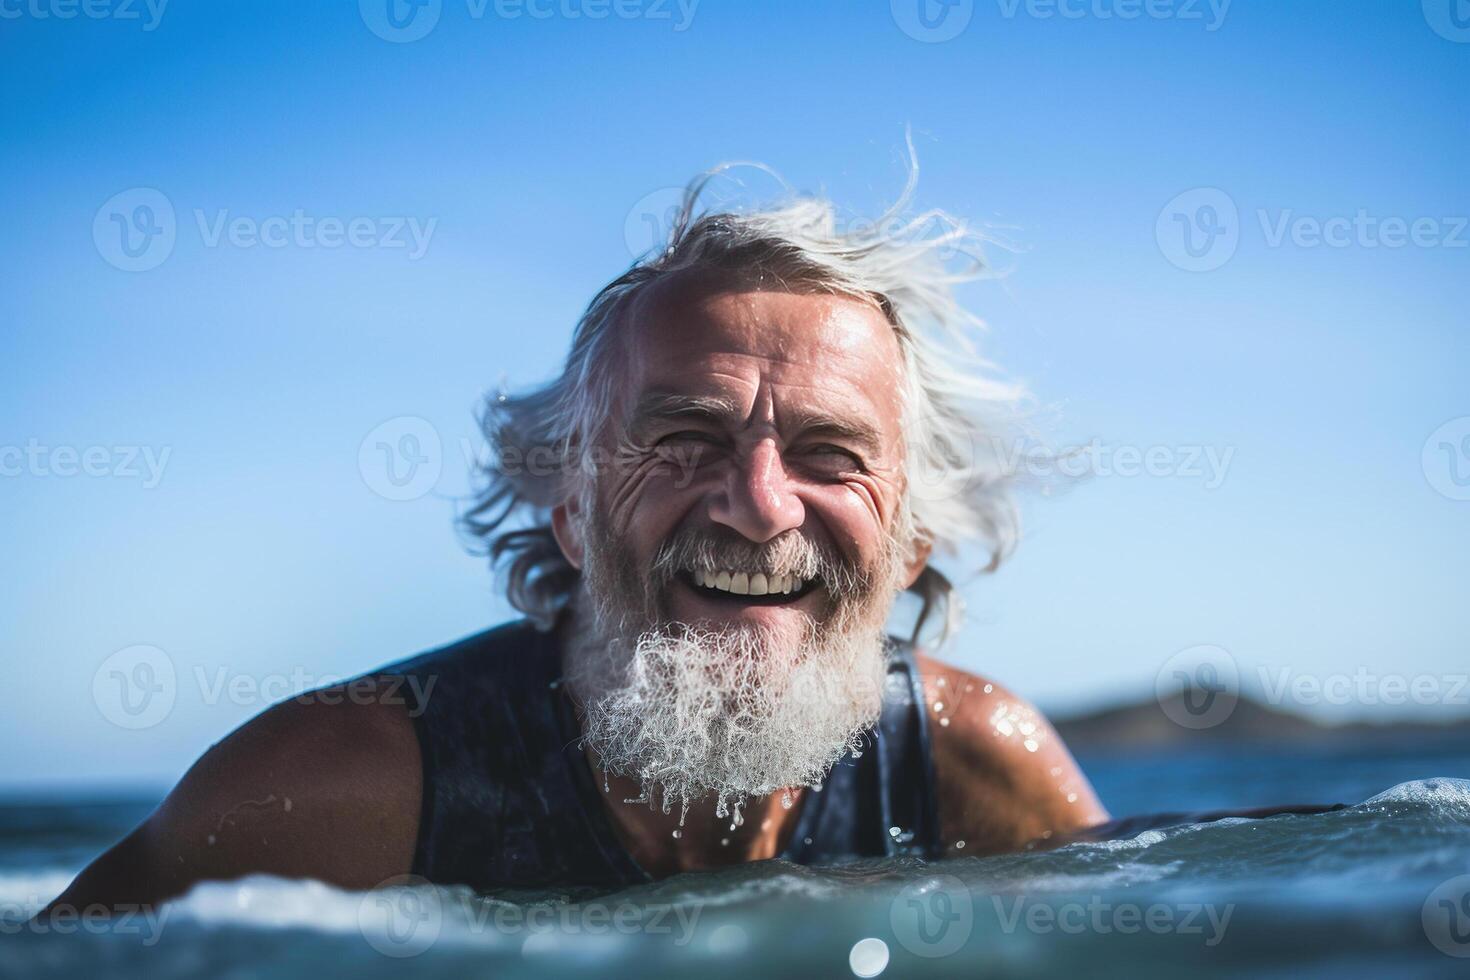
left=678, top=570, right=822, bottom=606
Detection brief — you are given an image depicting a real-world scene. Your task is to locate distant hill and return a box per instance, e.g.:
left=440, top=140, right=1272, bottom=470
left=1052, top=688, right=1470, bottom=750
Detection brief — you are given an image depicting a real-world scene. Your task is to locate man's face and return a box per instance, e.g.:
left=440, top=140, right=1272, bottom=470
left=564, top=274, right=920, bottom=642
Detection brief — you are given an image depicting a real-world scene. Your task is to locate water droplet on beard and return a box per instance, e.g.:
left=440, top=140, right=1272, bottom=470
left=671, top=829, right=682, bottom=839
left=803, top=837, right=813, bottom=846
left=781, top=793, right=793, bottom=810
left=955, top=840, right=966, bottom=850
left=720, top=837, right=730, bottom=847
left=731, top=807, right=744, bottom=827
left=939, top=717, right=951, bottom=727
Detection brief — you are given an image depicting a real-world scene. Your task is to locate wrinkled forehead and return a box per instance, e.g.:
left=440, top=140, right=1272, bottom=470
left=608, top=270, right=909, bottom=436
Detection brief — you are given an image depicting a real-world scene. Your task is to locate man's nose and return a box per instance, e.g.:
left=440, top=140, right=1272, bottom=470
left=706, top=439, right=805, bottom=543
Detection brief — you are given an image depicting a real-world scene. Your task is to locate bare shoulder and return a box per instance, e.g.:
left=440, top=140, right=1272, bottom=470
left=52, top=677, right=423, bottom=911
left=915, top=652, right=1110, bottom=856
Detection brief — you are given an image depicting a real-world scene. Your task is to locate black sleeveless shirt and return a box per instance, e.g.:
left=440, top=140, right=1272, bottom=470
left=379, top=618, right=942, bottom=894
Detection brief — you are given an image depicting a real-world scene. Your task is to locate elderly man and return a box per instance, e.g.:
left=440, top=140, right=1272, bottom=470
left=53, top=180, right=1109, bottom=908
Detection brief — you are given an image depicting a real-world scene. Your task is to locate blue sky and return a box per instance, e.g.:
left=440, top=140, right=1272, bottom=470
left=2, top=0, right=1467, bottom=787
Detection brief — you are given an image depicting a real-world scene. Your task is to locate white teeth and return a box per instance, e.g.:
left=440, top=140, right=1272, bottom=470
left=694, top=569, right=811, bottom=597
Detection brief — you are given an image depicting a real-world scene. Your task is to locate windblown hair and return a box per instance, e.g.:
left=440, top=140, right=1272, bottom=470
left=461, top=155, right=1028, bottom=647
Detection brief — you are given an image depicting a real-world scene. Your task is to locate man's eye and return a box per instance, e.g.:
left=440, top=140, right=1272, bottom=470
left=799, top=445, right=863, bottom=469
left=657, top=431, right=719, bottom=447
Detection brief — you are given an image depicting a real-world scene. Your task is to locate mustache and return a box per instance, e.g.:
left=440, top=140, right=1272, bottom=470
left=647, top=526, right=875, bottom=600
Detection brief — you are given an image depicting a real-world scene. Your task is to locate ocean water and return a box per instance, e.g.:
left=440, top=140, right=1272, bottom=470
left=4, top=739, right=1470, bottom=979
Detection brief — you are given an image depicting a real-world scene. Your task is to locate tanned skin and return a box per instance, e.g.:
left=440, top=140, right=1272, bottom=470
left=48, top=660, right=1105, bottom=912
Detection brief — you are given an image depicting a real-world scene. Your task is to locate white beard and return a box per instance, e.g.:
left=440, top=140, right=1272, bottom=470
left=567, top=614, right=892, bottom=819
left=563, top=502, right=915, bottom=820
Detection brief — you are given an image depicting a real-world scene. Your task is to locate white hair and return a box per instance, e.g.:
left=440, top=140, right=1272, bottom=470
left=462, top=152, right=1028, bottom=647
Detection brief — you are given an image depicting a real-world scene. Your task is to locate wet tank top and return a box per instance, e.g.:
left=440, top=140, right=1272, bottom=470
left=381, top=617, right=943, bottom=894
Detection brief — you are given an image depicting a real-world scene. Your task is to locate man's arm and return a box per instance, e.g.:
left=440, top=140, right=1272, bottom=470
left=918, top=654, right=1110, bottom=855
left=47, top=679, right=423, bottom=913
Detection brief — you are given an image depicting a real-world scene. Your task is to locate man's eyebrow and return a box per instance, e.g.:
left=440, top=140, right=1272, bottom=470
left=627, top=391, right=741, bottom=431
left=784, top=408, right=885, bottom=457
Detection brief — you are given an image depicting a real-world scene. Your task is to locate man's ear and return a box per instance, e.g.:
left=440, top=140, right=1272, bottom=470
left=550, top=496, right=585, bottom=571
left=899, top=535, right=933, bottom=591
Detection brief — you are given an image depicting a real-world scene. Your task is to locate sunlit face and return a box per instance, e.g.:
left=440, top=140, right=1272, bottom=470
left=558, top=272, right=924, bottom=643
